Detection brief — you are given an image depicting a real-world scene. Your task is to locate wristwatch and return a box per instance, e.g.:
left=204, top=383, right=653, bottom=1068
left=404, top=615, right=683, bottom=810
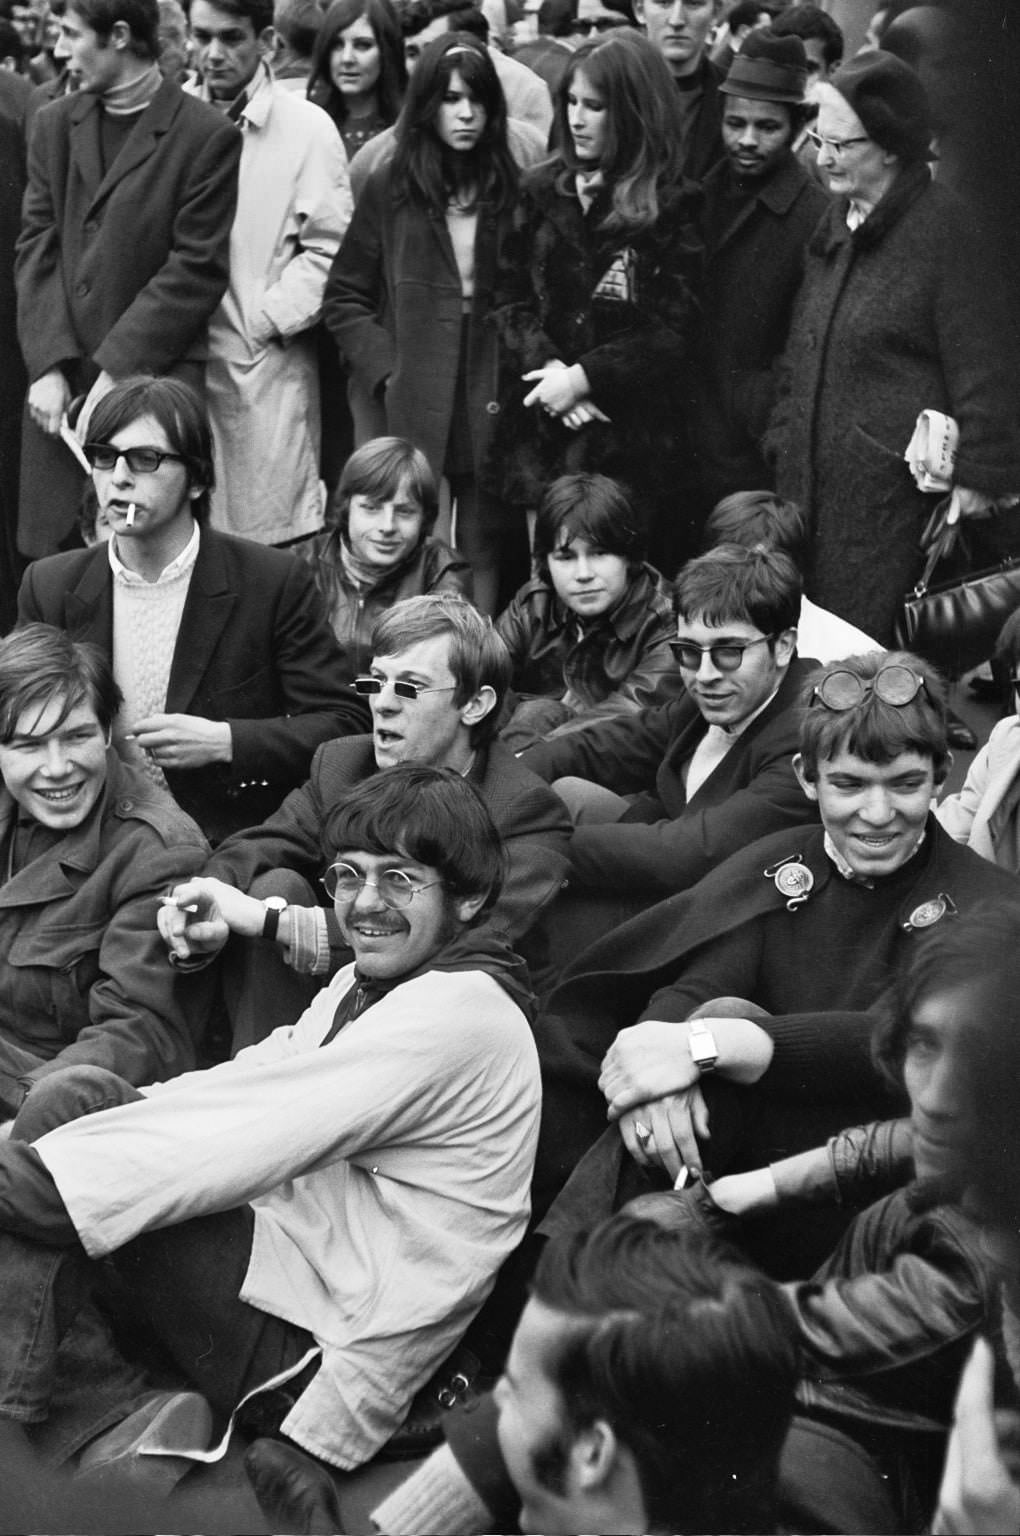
left=262, top=896, right=288, bottom=942
left=688, top=1022, right=719, bottom=1075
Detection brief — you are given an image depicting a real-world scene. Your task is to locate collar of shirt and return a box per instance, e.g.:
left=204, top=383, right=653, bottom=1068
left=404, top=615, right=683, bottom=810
left=720, top=678, right=784, bottom=742
left=195, top=58, right=273, bottom=127
left=108, top=521, right=201, bottom=586
left=823, top=827, right=927, bottom=885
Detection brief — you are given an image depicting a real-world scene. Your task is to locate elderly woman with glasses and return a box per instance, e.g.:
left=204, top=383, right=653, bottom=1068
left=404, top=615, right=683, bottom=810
left=937, top=609, right=1020, bottom=872
left=766, top=49, right=1020, bottom=645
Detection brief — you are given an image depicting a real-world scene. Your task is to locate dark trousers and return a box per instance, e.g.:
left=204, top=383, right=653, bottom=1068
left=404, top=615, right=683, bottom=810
left=0, top=1066, right=315, bottom=1462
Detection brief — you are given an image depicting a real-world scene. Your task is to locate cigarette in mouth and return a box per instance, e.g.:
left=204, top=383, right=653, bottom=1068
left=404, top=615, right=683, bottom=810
left=126, top=502, right=137, bottom=527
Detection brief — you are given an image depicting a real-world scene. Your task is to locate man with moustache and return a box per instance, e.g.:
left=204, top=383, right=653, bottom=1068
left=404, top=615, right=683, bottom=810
left=0, top=766, right=541, bottom=1478
left=692, top=28, right=828, bottom=506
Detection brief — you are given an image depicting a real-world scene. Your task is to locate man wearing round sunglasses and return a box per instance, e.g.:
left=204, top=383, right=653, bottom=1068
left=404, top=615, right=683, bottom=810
left=531, top=647, right=1019, bottom=1253
left=159, top=592, right=571, bottom=1049
left=0, top=765, right=540, bottom=1482
left=18, top=375, right=366, bottom=844
left=520, top=545, right=818, bottom=929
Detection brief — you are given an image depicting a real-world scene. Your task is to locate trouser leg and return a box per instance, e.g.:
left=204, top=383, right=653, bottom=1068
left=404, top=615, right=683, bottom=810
left=221, top=870, right=322, bottom=1055
left=0, top=1068, right=146, bottom=1430
left=111, top=1204, right=316, bottom=1421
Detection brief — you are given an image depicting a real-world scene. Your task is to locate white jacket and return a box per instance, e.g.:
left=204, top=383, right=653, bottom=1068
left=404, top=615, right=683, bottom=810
left=35, top=963, right=540, bottom=1467
left=199, top=69, right=353, bottom=543
left=936, top=714, right=1020, bottom=868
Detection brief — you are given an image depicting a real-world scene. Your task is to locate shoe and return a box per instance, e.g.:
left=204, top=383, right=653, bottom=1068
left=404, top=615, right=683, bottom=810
left=244, top=1438, right=344, bottom=1535
left=77, top=1390, right=212, bottom=1492
left=946, top=712, right=978, bottom=750
left=378, top=1345, right=488, bottom=1461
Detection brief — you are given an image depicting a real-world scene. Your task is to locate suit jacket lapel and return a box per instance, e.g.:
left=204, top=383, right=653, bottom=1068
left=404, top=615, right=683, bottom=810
left=166, top=531, right=236, bottom=712
left=68, top=93, right=104, bottom=210
left=81, top=78, right=181, bottom=217
left=65, top=550, right=115, bottom=649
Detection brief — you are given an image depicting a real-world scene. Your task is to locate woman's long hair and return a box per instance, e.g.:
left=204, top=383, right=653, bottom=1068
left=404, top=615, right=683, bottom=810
left=306, top=0, right=405, bottom=131
left=391, top=33, right=518, bottom=214
left=553, top=30, right=689, bottom=232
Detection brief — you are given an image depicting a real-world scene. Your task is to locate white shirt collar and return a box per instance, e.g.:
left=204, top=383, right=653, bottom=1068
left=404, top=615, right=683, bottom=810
left=108, top=521, right=201, bottom=585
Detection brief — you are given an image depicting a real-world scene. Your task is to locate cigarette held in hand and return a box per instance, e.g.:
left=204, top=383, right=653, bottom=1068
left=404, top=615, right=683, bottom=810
left=126, top=502, right=137, bottom=527
left=161, top=893, right=199, bottom=914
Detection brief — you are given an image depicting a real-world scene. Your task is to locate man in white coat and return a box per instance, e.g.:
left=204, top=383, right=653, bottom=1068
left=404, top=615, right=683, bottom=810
left=189, top=0, right=352, bottom=543
left=0, top=766, right=541, bottom=1479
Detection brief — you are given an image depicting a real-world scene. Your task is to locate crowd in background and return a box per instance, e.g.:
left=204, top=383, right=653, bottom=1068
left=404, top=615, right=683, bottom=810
left=1, top=0, right=1020, bottom=1532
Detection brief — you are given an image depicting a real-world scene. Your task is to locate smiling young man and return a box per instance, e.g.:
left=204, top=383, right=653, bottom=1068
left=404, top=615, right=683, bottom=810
left=521, top=544, right=819, bottom=901
left=0, top=765, right=541, bottom=1481
left=531, top=648, right=1020, bottom=1233
left=0, top=624, right=212, bottom=1120
left=17, top=375, right=365, bottom=843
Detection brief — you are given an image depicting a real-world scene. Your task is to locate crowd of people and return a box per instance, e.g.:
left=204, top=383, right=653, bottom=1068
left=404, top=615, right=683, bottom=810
left=0, top=0, right=1020, bottom=1532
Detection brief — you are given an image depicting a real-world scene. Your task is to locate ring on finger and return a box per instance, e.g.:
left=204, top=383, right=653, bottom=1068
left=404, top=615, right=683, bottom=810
left=635, top=1121, right=652, bottom=1146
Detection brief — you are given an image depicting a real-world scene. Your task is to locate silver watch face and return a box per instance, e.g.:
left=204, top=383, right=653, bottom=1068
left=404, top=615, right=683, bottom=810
left=264, top=897, right=287, bottom=912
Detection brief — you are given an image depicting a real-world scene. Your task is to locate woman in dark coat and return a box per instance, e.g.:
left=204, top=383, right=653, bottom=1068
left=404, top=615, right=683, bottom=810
left=767, top=51, right=1020, bottom=643
left=489, top=30, right=703, bottom=574
left=323, top=33, right=520, bottom=613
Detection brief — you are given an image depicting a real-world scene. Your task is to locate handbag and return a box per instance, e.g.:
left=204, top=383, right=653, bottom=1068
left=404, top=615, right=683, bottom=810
left=895, top=497, right=1020, bottom=678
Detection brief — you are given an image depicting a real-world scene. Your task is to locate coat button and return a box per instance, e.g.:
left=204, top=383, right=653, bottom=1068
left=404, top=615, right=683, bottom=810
left=77, top=280, right=90, bottom=295
left=118, top=797, right=134, bottom=812
left=485, top=401, right=500, bottom=415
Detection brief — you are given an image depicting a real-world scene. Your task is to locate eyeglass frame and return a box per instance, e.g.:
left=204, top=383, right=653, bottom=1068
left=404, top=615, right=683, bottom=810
left=83, top=443, right=188, bottom=474
left=669, top=632, right=777, bottom=673
left=320, top=860, right=444, bottom=909
left=352, top=676, right=459, bottom=703
left=574, top=15, right=627, bottom=32
left=805, top=128, right=871, bottom=157
left=811, top=664, right=932, bottom=712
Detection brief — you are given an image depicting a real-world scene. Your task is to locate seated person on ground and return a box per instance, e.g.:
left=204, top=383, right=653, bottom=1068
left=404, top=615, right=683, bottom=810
left=160, top=593, right=572, bottom=1049
left=702, top=490, right=882, bottom=662
left=495, top=472, right=684, bottom=753
left=0, top=766, right=541, bottom=1479
left=532, top=649, right=1020, bottom=1247
left=936, top=608, right=1020, bottom=873
left=17, top=376, right=367, bottom=844
left=246, top=1214, right=801, bottom=1536
left=518, top=544, right=819, bottom=932
left=296, top=436, right=472, bottom=674
left=629, top=902, right=1016, bottom=1535
left=929, top=911, right=1020, bottom=1536
left=0, top=624, right=213, bottom=1121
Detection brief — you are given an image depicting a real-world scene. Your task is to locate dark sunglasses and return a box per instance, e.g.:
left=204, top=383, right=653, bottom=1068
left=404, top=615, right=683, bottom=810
left=83, top=443, right=187, bottom=474
left=669, top=633, right=775, bottom=673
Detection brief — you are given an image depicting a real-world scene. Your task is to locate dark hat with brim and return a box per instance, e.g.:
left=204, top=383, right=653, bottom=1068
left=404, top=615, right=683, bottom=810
left=719, top=28, right=808, bottom=104
left=831, top=47, right=934, bottom=162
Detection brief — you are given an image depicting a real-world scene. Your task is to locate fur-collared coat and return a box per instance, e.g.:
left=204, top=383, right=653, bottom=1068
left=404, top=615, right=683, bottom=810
left=767, top=166, right=1020, bottom=642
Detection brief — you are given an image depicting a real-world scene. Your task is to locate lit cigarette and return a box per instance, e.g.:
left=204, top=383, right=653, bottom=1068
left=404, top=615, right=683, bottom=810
left=126, top=502, right=137, bottom=527
left=673, top=1167, right=690, bottom=1190
left=161, top=894, right=199, bottom=914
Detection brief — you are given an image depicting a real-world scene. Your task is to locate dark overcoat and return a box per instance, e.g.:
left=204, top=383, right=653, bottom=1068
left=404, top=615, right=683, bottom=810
left=14, top=79, right=241, bottom=553
left=322, top=162, right=509, bottom=492
left=17, top=529, right=367, bottom=843
left=694, top=150, right=828, bottom=503
left=768, top=166, right=1020, bottom=641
